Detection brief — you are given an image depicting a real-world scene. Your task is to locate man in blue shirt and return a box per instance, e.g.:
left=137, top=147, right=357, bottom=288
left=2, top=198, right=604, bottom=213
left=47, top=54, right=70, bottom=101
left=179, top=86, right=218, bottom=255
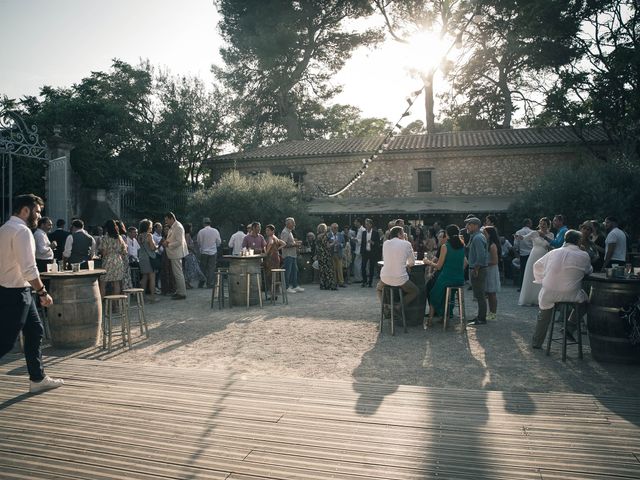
left=550, top=214, right=568, bottom=249
left=466, top=217, right=488, bottom=325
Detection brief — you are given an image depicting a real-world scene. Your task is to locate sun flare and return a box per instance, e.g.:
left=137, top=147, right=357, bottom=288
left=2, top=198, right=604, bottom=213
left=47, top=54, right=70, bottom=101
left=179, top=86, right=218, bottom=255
left=403, top=30, right=453, bottom=73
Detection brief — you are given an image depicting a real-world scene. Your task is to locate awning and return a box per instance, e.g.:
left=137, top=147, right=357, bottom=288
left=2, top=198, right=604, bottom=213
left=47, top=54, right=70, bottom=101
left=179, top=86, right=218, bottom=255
left=308, top=196, right=516, bottom=215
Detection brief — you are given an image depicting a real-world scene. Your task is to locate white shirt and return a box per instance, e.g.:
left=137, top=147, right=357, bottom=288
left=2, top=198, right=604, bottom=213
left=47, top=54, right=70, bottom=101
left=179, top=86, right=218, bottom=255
left=605, top=227, right=627, bottom=262
left=514, top=226, right=534, bottom=256
left=228, top=230, right=246, bottom=256
left=34, top=228, right=54, bottom=260
left=365, top=229, right=373, bottom=252
left=354, top=226, right=366, bottom=255
left=0, top=216, right=40, bottom=287
left=533, top=244, right=593, bottom=310
left=196, top=226, right=221, bottom=255
left=152, top=231, right=164, bottom=254
left=63, top=229, right=97, bottom=259
left=380, top=237, right=415, bottom=286
left=126, top=237, right=140, bottom=259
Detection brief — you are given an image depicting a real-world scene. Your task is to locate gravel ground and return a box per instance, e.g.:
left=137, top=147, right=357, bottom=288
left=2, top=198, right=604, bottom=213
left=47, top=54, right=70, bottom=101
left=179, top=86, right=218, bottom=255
left=46, top=280, right=640, bottom=397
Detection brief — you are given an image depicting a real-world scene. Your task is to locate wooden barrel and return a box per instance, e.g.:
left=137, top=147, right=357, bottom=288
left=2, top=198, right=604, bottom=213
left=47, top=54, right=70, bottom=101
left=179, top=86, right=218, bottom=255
left=227, top=257, right=263, bottom=307
left=43, top=270, right=104, bottom=348
left=586, top=274, right=640, bottom=364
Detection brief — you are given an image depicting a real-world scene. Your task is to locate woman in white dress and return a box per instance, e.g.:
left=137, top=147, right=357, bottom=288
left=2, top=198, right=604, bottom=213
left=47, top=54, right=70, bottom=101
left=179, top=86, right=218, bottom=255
left=518, top=217, right=554, bottom=306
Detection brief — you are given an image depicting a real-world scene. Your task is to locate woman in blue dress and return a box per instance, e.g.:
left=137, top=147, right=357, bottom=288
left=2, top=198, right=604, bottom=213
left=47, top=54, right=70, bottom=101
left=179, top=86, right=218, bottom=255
left=424, top=224, right=466, bottom=328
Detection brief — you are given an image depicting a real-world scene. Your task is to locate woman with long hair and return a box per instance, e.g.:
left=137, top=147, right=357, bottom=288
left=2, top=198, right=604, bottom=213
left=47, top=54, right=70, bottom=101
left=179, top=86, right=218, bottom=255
left=183, top=223, right=206, bottom=289
left=264, top=224, right=286, bottom=297
left=483, top=225, right=501, bottom=320
left=424, top=224, right=466, bottom=328
left=137, top=219, right=158, bottom=303
left=100, top=219, right=127, bottom=298
left=316, top=223, right=337, bottom=290
left=518, top=217, right=554, bottom=306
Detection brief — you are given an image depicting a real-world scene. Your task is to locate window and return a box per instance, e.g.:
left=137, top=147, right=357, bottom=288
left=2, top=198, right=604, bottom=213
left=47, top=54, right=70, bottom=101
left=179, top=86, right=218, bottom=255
left=417, top=170, right=433, bottom=193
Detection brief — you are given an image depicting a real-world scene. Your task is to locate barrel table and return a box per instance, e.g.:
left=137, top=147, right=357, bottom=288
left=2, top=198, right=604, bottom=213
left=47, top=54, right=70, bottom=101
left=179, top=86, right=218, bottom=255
left=40, top=269, right=106, bottom=348
left=378, top=260, right=427, bottom=326
left=224, top=255, right=264, bottom=307
left=585, top=273, right=640, bottom=364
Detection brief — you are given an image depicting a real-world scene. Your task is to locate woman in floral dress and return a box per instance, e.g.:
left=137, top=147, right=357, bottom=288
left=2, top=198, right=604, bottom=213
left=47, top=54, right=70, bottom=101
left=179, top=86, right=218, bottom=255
left=316, top=223, right=337, bottom=290
left=100, top=219, right=127, bottom=298
left=183, top=223, right=206, bottom=289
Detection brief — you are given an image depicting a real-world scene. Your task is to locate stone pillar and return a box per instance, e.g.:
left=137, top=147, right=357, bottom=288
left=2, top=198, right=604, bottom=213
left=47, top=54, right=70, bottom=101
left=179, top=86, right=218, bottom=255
left=46, top=130, right=74, bottom=226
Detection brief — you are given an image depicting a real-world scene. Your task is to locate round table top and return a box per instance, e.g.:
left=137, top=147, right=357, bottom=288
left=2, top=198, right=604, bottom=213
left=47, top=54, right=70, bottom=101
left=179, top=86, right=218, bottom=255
left=586, top=272, right=640, bottom=284
left=377, top=260, right=426, bottom=267
left=41, top=269, right=106, bottom=278
left=223, top=254, right=265, bottom=260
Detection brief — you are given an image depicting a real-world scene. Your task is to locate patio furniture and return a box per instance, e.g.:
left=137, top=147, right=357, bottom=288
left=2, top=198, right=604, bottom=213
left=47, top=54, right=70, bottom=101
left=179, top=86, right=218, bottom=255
left=211, top=268, right=231, bottom=309
left=443, top=285, right=466, bottom=332
left=245, top=272, right=263, bottom=309
left=380, top=285, right=407, bottom=336
left=546, top=302, right=583, bottom=362
left=123, top=288, right=148, bottom=338
left=102, top=295, right=131, bottom=352
left=270, top=268, right=288, bottom=305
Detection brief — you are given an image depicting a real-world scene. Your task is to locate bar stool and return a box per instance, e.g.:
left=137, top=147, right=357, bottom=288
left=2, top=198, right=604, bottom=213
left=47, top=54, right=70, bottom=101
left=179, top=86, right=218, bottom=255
left=123, top=288, right=149, bottom=338
left=270, top=268, right=288, bottom=305
left=546, top=302, right=582, bottom=362
left=245, top=272, right=263, bottom=309
left=380, top=285, right=406, bottom=335
left=103, top=295, right=131, bottom=352
left=211, top=268, right=231, bottom=309
left=443, top=285, right=466, bottom=332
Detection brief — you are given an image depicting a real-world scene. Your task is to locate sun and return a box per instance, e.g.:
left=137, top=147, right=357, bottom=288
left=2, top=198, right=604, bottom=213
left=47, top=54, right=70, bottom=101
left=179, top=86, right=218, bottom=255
left=403, top=30, right=454, bottom=74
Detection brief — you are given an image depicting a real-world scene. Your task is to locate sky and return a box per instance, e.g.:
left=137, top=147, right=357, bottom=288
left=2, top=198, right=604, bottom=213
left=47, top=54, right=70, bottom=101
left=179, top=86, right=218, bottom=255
left=0, top=0, right=450, bottom=128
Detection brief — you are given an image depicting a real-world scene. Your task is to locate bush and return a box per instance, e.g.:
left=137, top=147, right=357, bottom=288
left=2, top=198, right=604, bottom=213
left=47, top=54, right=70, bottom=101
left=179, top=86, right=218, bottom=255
left=508, top=157, right=640, bottom=231
left=187, top=171, right=318, bottom=238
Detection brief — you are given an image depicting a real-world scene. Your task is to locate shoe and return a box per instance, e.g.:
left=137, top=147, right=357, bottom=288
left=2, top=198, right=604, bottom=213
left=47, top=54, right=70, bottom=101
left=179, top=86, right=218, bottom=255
left=367, top=284, right=373, bottom=288
left=517, top=288, right=521, bottom=292
left=361, top=283, right=366, bottom=288
left=532, top=344, right=542, bottom=350
left=171, top=294, right=187, bottom=300
left=30, top=375, right=64, bottom=394
left=487, top=312, right=497, bottom=321
left=295, top=286, right=305, bottom=292
left=467, top=319, right=487, bottom=326
left=339, top=284, right=347, bottom=288
left=287, top=288, right=297, bottom=294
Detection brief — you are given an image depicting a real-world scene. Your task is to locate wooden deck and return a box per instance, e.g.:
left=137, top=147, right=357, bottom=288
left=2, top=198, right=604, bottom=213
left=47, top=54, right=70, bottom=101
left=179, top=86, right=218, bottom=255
left=0, top=355, right=639, bottom=480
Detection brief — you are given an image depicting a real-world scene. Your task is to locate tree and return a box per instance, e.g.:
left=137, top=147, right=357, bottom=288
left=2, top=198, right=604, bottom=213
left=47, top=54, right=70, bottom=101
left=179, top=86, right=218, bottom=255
left=318, top=104, right=391, bottom=138
left=214, top=0, right=380, bottom=147
left=536, top=0, right=639, bottom=162
left=442, top=0, right=590, bottom=129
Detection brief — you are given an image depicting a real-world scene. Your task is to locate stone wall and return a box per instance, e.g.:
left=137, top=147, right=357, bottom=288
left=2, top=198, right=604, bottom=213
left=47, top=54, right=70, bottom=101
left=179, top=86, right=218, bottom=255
left=222, top=145, right=595, bottom=199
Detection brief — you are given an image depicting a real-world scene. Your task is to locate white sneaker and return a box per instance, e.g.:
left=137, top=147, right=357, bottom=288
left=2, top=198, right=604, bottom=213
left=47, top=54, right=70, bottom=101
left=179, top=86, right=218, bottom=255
left=286, top=287, right=297, bottom=294
left=30, top=375, right=64, bottom=394
left=294, top=286, right=305, bottom=292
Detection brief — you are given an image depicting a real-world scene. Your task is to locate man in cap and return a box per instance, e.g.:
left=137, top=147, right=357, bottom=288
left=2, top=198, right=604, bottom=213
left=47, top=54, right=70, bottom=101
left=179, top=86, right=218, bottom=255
left=196, top=217, right=221, bottom=288
left=466, top=217, right=488, bottom=326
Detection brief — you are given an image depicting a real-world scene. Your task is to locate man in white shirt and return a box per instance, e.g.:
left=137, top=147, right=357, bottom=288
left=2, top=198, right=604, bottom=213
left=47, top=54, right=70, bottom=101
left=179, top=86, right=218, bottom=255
left=196, top=217, right=222, bottom=288
left=162, top=212, right=188, bottom=300
left=603, top=216, right=627, bottom=268
left=62, top=218, right=96, bottom=269
left=531, top=230, right=593, bottom=349
left=376, top=226, right=418, bottom=311
left=513, top=218, right=533, bottom=291
left=352, top=218, right=366, bottom=283
left=34, top=216, right=55, bottom=272
left=0, top=194, right=64, bottom=393
left=126, top=227, right=140, bottom=262
left=228, top=224, right=246, bottom=256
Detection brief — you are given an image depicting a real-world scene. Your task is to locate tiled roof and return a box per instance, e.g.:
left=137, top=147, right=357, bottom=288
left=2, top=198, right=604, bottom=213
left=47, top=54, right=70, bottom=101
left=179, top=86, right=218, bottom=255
left=215, top=126, right=609, bottom=161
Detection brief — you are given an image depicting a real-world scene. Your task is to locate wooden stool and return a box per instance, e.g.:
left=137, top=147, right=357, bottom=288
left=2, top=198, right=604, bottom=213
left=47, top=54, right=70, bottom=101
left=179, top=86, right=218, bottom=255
left=380, top=285, right=406, bottom=335
left=270, top=268, right=288, bottom=305
left=211, top=269, right=230, bottom=309
left=245, top=272, right=263, bottom=309
left=123, top=288, right=149, bottom=338
left=443, top=286, right=466, bottom=332
left=546, top=302, right=583, bottom=362
left=103, top=295, right=131, bottom=352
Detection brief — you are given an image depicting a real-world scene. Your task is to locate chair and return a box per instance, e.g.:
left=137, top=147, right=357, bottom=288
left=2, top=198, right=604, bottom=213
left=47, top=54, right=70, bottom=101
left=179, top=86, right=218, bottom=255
left=546, top=302, right=583, bottom=362
left=211, top=268, right=231, bottom=309
left=443, top=286, right=466, bottom=332
left=245, top=272, right=263, bottom=309
left=380, top=285, right=407, bottom=335
left=270, top=268, right=288, bottom=305
left=103, top=295, right=131, bottom=352
left=123, top=288, right=149, bottom=338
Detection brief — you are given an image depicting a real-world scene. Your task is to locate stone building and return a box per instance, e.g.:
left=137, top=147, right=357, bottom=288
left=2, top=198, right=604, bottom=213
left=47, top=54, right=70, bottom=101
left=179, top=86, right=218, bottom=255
left=210, top=126, right=609, bottom=228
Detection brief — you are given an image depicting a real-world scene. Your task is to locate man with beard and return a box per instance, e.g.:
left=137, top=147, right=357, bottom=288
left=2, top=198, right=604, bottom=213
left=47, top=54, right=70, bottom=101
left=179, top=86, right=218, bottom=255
left=0, top=194, right=64, bottom=393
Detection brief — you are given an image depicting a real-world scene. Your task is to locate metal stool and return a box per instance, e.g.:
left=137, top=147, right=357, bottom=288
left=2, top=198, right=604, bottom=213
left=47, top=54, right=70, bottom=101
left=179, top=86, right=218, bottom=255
left=123, top=288, right=149, bottom=338
left=270, top=268, right=288, bottom=305
left=245, top=272, right=263, bottom=308
left=103, top=295, right=131, bottom=352
left=546, top=302, right=583, bottom=362
left=380, top=285, right=406, bottom=335
left=443, top=285, right=466, bottom=332
left=211, top=269, right=231, bottom=309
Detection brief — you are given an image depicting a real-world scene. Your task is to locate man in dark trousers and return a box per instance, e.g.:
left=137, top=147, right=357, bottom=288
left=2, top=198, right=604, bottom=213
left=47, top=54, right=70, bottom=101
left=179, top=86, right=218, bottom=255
left=0, top=194, right=64, bottom=393
left=360, top=218, right=381, bottom=288
left=48, top=218, right=70, bottom=261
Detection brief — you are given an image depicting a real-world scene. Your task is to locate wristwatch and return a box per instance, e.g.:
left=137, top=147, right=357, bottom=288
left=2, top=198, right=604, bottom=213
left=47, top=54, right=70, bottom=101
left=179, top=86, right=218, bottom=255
left=36, top=287, right=48, bottom=297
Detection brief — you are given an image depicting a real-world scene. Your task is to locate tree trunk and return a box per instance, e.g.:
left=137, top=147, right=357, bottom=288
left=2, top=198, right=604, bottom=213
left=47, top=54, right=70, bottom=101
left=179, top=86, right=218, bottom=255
left=424, top=72, right=436, bottom=133
left=277, top=89, right=304, bottom=140
left=498, top=69, right=512, bottom=129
